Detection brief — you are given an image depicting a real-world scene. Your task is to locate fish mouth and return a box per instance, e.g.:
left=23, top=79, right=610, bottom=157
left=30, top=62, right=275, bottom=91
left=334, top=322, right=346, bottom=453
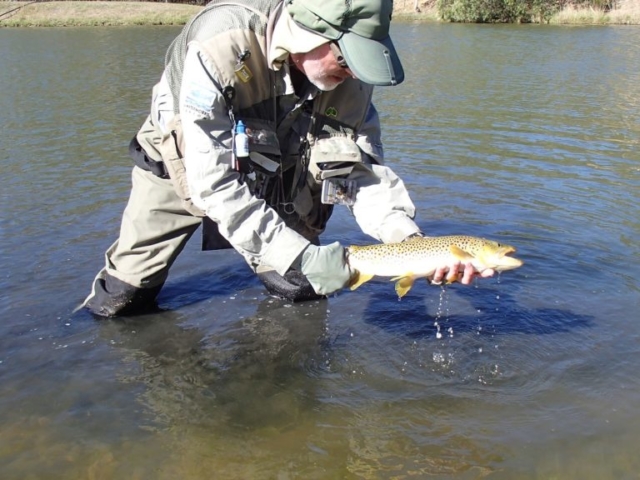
left=496, top=255, right=523, bottom=270
left=490, top=245, right=522, bottom=270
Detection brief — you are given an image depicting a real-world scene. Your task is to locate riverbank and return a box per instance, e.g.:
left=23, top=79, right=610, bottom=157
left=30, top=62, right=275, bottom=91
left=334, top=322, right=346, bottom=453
left=397, top=0, right=640, bottom=24
left=0, top=0, right=639, bottom=26
left=0, top=1, right=201, bottom=26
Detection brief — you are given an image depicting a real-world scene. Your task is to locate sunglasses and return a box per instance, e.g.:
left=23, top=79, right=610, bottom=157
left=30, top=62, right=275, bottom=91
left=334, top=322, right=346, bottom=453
left=329, top=42, right=349, bottom=69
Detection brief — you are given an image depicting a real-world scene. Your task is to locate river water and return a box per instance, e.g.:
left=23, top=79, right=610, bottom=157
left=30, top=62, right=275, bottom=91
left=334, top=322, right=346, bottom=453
left=1, top=23, right=639, bottom=479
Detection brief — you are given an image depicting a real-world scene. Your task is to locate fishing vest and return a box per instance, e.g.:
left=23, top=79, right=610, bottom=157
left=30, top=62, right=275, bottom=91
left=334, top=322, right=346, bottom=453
left=135, top=0, right=377, bottom=243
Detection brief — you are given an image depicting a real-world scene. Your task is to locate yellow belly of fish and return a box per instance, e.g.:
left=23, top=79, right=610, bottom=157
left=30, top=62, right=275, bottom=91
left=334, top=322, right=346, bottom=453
left=347, top=253, right=448, bottom=278
left=347, top=248, right=456, bottom=298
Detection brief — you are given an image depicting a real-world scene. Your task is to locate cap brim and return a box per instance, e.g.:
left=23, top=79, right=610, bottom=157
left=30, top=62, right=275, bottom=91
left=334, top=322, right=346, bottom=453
left=338, top=33, right=404, bottom=86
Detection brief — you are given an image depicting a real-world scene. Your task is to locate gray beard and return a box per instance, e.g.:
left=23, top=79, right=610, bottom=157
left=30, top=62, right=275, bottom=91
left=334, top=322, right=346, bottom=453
left=307, top=74, right=341, bottom=92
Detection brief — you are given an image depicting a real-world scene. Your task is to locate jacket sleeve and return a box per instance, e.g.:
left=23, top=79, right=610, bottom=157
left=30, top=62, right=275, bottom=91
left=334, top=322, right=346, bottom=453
left=179, top=44, right=309, bottom=274
left=350, top=103, right=422, bottom=243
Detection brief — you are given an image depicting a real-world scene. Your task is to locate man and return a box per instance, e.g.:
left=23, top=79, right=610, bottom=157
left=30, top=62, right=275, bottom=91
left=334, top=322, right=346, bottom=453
left=82, top=0, right=491, bottom=317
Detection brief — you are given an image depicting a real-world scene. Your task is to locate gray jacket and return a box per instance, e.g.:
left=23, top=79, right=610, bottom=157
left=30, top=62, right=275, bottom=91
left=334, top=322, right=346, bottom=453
left=136, top=0, right=420, bottom=275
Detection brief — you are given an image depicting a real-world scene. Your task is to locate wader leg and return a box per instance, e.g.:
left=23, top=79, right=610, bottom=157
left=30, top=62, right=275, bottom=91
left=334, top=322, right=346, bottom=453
left=84, top=270, right=164, bottom=317
left=82, top=167, right=202, bottom=317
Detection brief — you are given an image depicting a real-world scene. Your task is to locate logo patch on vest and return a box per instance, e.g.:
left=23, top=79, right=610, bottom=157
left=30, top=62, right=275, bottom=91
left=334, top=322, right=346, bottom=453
left=325, top=107, right=338, bottom=117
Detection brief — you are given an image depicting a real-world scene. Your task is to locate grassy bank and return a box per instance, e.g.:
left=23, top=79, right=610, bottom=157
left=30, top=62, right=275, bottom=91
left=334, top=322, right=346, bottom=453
left=550, top=0, right=640, bottom=24
left=0, top=1, right=201, bottom=27
left=1, top=0, right=639, bottom=27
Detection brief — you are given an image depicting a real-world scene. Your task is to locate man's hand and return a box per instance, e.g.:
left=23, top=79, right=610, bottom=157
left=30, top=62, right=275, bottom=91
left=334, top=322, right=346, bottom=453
left=430, top=262, right=495, bottom=285
left=300, top=242, right=353, bottom=295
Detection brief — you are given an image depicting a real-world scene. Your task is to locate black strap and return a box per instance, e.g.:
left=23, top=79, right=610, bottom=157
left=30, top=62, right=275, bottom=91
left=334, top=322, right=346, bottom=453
left=128, top=136, right=169, bottom=179
left=201, top=217, right=233, bottom=251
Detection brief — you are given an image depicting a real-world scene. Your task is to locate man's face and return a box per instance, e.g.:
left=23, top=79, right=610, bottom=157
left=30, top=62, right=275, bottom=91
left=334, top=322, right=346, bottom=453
left=291, top=43, right=355, bottom=91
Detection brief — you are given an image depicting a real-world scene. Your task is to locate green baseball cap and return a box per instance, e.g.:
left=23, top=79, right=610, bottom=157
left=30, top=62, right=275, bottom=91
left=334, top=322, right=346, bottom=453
left=285, top=0, right=404, bottom=86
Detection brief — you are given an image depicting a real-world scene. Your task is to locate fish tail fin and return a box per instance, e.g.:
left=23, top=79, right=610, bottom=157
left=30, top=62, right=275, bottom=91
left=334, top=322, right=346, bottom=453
left=349, top=271, right=374, bottom=291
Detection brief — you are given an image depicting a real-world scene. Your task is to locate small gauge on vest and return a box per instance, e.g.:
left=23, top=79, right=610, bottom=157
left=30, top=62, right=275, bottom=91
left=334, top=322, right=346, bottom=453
left=321, top=178, right=357, bottom=206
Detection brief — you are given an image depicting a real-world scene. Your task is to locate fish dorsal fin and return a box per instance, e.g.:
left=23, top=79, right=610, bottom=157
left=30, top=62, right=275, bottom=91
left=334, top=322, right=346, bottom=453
left=450, top=245, right=475, bottom=262
left=349, top=271, right=375, bottom=291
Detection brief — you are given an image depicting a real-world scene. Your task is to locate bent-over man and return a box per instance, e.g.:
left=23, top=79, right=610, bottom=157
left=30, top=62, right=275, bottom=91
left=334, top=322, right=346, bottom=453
left=82, top=0, right=490, bottom=317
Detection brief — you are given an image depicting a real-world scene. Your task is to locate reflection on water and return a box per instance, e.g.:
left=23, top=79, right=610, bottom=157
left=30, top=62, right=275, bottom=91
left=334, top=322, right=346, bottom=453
left=116, top=298, right=330, bottom=432
left=1, top=24, right=640, bottom=479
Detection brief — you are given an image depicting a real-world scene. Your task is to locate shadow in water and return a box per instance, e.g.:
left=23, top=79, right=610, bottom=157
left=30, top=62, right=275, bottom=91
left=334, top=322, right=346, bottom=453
left=94, top=295, right=331, bottom=433
left=156, top=261, right=260, bottom=310
left=359, top=279, right=594, bottom=339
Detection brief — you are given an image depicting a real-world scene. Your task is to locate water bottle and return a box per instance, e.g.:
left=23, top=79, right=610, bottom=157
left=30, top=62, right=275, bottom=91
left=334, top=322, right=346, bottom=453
left=234, top=120, right=249, bottom=159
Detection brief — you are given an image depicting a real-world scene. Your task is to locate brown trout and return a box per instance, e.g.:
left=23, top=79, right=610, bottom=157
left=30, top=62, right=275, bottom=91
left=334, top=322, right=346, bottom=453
left=347, top=235, right=523, bottom=298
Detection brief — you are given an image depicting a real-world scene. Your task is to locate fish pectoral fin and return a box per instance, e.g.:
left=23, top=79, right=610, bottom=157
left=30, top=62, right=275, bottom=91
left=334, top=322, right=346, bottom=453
left=391, top=274, right=415, bottom=299
left=449, top=245, right=475, bottom=263
left=349, top=271, right=375, bottom=291
left=445, top=274, right=458, bottom=285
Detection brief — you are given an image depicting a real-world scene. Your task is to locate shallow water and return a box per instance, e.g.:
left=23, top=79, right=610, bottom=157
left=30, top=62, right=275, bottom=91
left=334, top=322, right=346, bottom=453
left=1, top=24, right=639, bottom=479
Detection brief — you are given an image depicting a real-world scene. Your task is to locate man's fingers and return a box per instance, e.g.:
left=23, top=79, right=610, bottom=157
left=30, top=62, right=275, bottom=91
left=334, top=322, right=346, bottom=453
left=458, top=262, right=474, bottom=284
left=480, top=268, right=495, bottom=278
left=446, top=261, right=463, bottom=283
left=431, top=263, right=495, bottom=286
left=431, top=262, right=463, bottom=284
left=431, top=266, right=446, bottom=284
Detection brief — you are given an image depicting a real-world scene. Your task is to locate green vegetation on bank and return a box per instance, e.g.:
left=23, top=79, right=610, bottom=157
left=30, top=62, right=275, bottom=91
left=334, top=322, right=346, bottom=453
left=435, top=0, right=639, bottom=23
left=396, top=0, right=640, bottom=23
left=0, top=0, right=638, bottom=27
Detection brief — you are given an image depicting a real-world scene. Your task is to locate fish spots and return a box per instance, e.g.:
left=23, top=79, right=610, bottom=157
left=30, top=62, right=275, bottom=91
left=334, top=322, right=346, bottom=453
left=346, top=235, right=522, bottom=295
